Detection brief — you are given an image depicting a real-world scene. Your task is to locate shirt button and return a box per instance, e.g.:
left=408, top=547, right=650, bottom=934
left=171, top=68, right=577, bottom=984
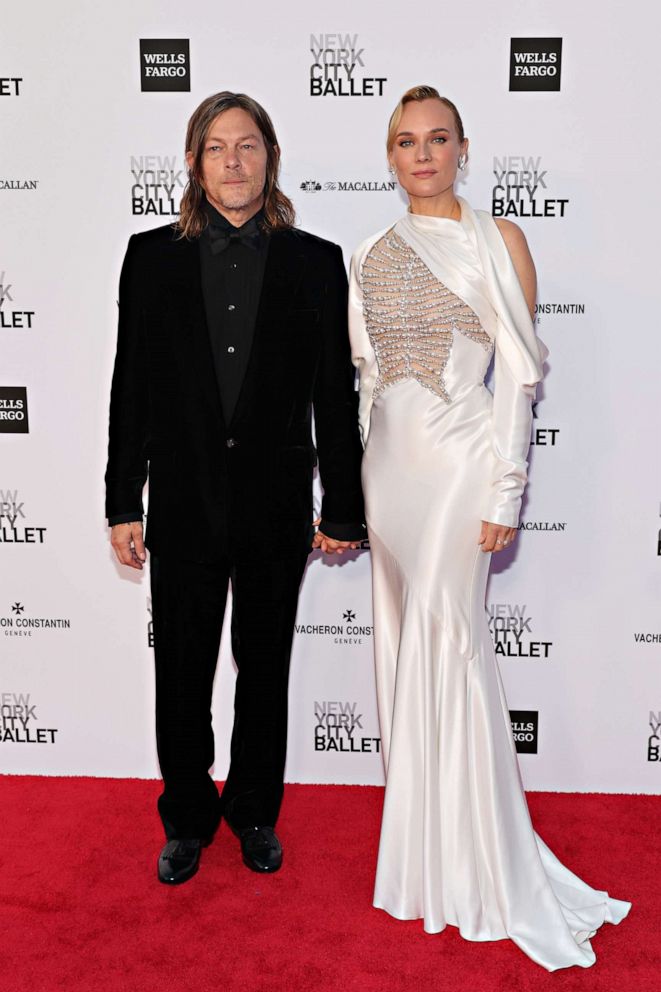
left=231, top=263, right=238, bottom=269
left=227, top=346, right=235, bottom=354
left=228, top=304, right=236, bottom=311
left=226, top=438, right=238, bottom=448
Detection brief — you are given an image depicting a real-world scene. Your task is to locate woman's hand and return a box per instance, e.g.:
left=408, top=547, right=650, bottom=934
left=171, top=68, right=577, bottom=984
left=478, top=521, right=517, bottom=553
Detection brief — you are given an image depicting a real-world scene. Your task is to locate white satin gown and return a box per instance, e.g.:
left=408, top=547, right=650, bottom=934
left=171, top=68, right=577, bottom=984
left=348, top=199, right=630, bottom=971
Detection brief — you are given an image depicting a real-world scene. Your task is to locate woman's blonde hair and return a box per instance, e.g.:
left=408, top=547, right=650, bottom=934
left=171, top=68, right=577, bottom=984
left=386, top=85, right=466, bottom=153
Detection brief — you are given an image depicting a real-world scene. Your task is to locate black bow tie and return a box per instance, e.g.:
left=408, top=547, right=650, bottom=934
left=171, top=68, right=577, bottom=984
left=208, top=224, right=261, bottom=255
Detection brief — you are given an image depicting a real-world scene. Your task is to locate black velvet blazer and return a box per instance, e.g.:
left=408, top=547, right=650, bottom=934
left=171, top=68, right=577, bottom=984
left=105, top=223, right=365, bottom=561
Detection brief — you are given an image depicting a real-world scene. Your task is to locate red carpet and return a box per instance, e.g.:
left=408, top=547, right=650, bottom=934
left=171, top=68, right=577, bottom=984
left=0, top=777, right=656, bottom=992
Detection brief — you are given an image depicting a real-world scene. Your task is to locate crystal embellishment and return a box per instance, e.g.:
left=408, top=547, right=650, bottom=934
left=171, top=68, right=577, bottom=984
left=361, top=229, right=492, bottom=403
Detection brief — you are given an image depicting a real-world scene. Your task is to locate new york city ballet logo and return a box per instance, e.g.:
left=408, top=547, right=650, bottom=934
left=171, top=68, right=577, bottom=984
left=0, top=602, right=71, bottom=640
left=130, top=155, right=185, bottom=216
left=509, top=38, right=562, bottom=92
left=492, top=156, right=568, bottom=219
left=0, top=271, right=35, bottom=330
left=139, top=40, right=190, bottom=92
left=314, top=700, right=381, bottom=754
left=300, top=179, right=396, bottom=193
left=0, top=388, right=29, bottom=433
left=147, top=598, right=153, bottom=648
left=488, top=604, right=552, bottom=660
left=530, top=428, right=559, bottom=448
left=0, top=76, right=22, bottom=96
left=529, top=402, right=560, bottom=450
left=0, top=489, right=46, bottom=544
left=0, top=691, right=59, bottom=745
left=509, top=710, right=538, bottom=754
left=647, top=712, right=661, bottom=762
left=308, top=34, right=386, bottom=97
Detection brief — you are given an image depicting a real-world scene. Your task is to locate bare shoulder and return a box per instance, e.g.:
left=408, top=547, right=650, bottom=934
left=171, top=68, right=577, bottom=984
left=494, top=218, right=529, bottom=251
left=493, top=218, right=536, bottom=315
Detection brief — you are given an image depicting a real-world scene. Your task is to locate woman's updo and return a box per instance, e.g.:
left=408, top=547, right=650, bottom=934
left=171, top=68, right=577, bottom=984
left=386, top=85, right=465, bottom=153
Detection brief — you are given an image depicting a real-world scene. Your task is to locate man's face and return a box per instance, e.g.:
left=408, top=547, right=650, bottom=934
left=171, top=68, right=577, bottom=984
left=187, top=107, right=270, bottom=222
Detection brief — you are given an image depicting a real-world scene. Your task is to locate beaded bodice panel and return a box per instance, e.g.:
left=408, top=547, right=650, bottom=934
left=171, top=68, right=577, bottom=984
left=362, top=229, right=493, bottom=403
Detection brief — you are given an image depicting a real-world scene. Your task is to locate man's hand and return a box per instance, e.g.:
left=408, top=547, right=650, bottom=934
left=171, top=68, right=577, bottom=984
left=478, top=520, right=517, bottom=553
left=111, top=521, right=147, bottom=570
left=311, top=519, right=360, bottom=555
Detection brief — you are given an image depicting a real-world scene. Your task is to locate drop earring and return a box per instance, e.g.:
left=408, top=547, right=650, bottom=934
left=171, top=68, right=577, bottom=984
left=458, top=156, right=466, bottom=171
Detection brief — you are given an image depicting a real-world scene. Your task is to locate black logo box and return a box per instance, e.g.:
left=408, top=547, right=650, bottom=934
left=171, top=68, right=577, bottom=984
left=0, top=386, right=29, bottom=433
left=510, top=38, right=562, bottom=92
left=140, top=39, right=190, bottom=92
left=510, top=709, right=538, bottom=754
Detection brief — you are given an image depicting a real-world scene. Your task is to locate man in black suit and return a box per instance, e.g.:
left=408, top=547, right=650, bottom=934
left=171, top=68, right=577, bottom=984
left=105, top=92, right=364, bottom=884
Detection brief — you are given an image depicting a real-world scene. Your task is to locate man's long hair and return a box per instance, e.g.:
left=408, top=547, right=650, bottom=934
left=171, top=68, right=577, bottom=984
left=176, top=91, right=296, bottom=239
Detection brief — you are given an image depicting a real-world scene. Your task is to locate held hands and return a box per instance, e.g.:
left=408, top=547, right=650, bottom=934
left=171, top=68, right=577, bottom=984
left=111, top=521, right=147, bottom=570
left=311, top=518, right=360, bottom=555
left=478, top=520, right=517, bottom=553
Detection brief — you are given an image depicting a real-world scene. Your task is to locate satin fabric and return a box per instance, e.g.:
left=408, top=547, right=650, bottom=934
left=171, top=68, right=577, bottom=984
left=348, top=203, right=630, bottom=970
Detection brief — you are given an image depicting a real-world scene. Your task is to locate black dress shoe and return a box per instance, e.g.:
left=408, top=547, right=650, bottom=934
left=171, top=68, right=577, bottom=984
left=157, top=838, right=203, bottom=885
left=228, top=824, right=283, bottom=873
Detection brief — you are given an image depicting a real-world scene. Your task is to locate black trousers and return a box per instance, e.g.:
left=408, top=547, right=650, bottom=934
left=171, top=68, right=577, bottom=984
left=150, top=551, right=308, bottom=839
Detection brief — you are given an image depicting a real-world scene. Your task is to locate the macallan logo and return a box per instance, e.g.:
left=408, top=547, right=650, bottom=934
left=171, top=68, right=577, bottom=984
left=518, top=521, right=567, bottom=532
left=300, top=179, right=396, bottom=193
left=0, top=179, right=38, bottom=191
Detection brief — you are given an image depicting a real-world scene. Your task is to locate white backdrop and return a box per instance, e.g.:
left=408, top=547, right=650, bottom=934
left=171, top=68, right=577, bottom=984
left=1, top=0, right=660, bottom=794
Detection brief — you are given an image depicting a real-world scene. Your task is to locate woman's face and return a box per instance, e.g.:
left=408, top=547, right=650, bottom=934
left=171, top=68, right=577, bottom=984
left=389, top=98, right=468, bottom=202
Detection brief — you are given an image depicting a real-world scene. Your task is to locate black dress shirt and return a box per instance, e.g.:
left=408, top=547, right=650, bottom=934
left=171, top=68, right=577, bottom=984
left=199, top=199, right=269, bottom=425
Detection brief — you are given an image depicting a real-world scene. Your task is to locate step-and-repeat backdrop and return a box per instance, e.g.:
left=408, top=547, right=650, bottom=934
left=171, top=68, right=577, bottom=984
left=1, top=1, right=659, bottom=793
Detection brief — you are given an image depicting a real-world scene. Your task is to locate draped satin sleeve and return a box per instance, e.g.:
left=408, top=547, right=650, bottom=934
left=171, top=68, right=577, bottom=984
left=348, top=231, right=384, bottom=447
left=485, top=344, right=537, bottom=527
left=470, top=207, right=549, bottom=528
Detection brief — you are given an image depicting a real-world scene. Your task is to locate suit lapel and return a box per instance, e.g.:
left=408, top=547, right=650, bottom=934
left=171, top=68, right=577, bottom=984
left=228, top=230, right=308, bottom=428
left=168, top=233, right=226, bottom=430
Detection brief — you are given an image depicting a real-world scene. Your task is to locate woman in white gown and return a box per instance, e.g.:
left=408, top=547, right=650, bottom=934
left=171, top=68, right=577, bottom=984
left=348, top=85, right=630, bottom=971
